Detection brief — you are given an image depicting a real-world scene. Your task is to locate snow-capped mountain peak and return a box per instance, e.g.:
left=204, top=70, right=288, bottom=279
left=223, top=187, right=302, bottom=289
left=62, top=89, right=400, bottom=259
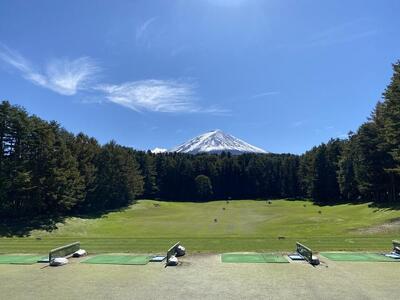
left=170, top=129, right=267, bottom=155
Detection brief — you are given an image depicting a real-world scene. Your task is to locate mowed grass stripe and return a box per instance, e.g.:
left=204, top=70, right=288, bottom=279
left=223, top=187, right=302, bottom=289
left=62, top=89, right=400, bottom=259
left=1, top=237, right=398, bottom=253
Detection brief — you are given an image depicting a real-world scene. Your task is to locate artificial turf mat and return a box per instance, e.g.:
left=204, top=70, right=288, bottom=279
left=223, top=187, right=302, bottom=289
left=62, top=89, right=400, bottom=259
left=0, top=255, right=44, bottom=265
left=221, top=253, right=288, bottom=263
left=81, top=255, right=150, bottom=265
left=320, top=252, right=399, bottom=262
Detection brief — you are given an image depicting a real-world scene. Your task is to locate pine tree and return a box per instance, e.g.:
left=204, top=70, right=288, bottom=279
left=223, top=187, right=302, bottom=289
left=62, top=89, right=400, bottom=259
left=382, top=62, right=400, bottom=167
left=338, top=135, right=360, bottom=201
left=42, top=124, right=85, bottom=214
left=135, top=151, right=159, bottom=199
left=94, top=142, right=143, bottom=210
left=381, top=62, right=400, bottom=202
left=72, top=133, right=101, bottom=211
left=195, top=175, right=213, bottom=200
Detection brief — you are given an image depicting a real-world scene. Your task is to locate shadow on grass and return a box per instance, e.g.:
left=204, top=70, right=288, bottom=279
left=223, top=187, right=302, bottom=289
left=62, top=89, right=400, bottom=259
left=71, top=203, right=133, bottom=219
left=367, top=202, right=400, bottom=211
left=0, top=204, right=133, bottom=237
left=0, top=216, right=65, bottom=237
left=293, top=198, right=400, bottom=213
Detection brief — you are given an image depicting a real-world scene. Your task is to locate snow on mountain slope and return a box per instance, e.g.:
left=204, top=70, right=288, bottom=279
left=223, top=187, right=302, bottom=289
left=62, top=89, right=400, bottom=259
left=170, top=129, right=267, bottom=155
left=151, top=147, right=167, bottom=154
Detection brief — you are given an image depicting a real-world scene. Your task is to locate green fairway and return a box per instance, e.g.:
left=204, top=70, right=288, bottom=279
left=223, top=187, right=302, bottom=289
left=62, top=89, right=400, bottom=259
left=1, top=199, right=400, bottom=253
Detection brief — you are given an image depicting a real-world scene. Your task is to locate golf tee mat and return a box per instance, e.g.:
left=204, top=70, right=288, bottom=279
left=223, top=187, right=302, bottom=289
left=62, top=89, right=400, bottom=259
left=320, top=252, right=400, bottom=262
left=81, top=255, right=150, bottom=265
left=221, top=253, right=288, bottom=263
left=0, top=255, right=45, bottom=265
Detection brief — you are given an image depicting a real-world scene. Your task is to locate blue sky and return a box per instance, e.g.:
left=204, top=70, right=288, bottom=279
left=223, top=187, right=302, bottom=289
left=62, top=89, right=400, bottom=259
left=0, top=0, right=399, bottom=154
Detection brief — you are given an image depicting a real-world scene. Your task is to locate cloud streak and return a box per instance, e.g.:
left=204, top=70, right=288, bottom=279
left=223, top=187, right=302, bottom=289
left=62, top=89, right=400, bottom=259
left=251, top=91, right=280, bottom=99
left=208, top=0, right=247, bottom=7
left=306, top=30, right=377, bottom=48
left=277, top=20, right=377, bottom=50
left=292, top=120, right=305, bottom=128
left=97, top=79, right=229, bottom=114
left=136, top=17, right=157, bottom=40
left=303, top=20, right=377, bottom=48
left=97, top=80, right=196, bottom=113
left=0, top=45, right=227, bottom=115
left=0, top=45, right=99, bottom=95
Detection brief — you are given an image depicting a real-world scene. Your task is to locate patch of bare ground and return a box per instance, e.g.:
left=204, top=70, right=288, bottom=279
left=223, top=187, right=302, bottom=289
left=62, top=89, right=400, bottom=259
left=353, top=217, right=400, bottom=234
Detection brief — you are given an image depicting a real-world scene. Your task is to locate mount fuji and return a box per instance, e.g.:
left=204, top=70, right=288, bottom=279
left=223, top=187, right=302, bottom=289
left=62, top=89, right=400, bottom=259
left=169, top=129, right=267, bottom=155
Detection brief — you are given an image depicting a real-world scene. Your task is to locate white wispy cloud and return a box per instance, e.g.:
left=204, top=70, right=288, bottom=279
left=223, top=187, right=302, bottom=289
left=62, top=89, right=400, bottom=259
left=199, top=106, right=232, bottom=116
left=251, top=91, right=280, bottom=99
left=97, top=79, right=228, bottom=114
left=97, top=79, right=195, bottom=113
left=43, top=57, right=100, bottom=95
left=0, top=45, right=227, bottom=115
left=292, top=120, right=305, bottom=128
left=306, top=30, right=377, bottom=48
left=277, top=20, right=377, bottom=50
left=303, top=20, right=377, bottom=48
left=136, top=17, right=157, bottom=40
left=0, top=47, right=31, bottom=73
left=0, top=45, right=99, bottom=95
left=208, top=0, right=247, bottom=7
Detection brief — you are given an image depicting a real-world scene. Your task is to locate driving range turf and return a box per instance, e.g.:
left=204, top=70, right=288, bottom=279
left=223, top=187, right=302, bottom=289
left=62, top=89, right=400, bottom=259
left=0, top=255, right=44, bottom=265
left=2, top=200, right=400, bottom=299
left=1, top=254, right=400, bottom=300
left=1, top=199, right=400, bottom=254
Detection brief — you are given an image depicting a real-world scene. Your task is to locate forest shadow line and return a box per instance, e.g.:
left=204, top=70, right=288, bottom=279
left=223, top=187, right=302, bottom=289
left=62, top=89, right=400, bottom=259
left=0, top=204, right=134, bottom=237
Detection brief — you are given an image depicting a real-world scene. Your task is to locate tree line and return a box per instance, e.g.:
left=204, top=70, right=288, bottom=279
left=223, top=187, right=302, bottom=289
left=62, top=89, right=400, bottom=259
left=300, top=62, right=400, bottom=205
left=0, top=61, right=399, bottom=219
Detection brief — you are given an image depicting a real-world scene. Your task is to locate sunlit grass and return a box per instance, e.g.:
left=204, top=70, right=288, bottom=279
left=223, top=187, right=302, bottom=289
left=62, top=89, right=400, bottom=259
left=1, top=199, right=399, bottom=254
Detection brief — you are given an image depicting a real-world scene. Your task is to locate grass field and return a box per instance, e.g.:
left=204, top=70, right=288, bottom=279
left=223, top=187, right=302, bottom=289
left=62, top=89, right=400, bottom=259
left=1, top=199, right=400, bottom=254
